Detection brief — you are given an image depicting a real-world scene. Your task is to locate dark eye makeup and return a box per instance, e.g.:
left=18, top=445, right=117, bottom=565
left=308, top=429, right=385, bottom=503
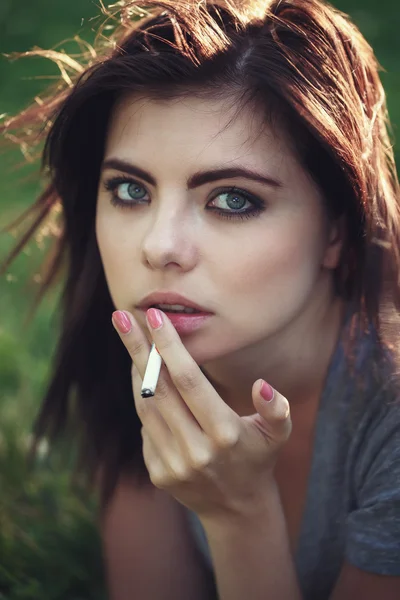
left=102, top=175, right=267, bottom=222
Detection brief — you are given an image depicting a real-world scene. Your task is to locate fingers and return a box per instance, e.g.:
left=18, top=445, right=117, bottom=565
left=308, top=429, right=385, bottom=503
left=111, top=310, right=151, bottom=376
left=113, top=309, right=293, bottom=496
left=144, top=308, right=240, bottom=441
left=250, top=379, right=292, bottom=446
left=112, top=310, right=210, bottom=459
left=112, top=310, right=175, bottom=444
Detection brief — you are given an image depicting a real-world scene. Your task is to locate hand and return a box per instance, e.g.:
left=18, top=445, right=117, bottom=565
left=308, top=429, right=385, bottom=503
left=112, top=308, right=292, bottom=523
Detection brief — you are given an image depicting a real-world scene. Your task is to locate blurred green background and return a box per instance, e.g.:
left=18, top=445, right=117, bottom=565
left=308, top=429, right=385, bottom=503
left=0, top=1, right=399, bottom=598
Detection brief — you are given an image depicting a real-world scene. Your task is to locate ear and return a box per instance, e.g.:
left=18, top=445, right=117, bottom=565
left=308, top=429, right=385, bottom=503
left=322, top=216, right=345, bottom=269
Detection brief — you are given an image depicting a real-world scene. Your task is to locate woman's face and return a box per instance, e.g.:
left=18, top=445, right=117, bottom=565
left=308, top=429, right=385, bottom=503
left=96, top=93, right=341, bottom=366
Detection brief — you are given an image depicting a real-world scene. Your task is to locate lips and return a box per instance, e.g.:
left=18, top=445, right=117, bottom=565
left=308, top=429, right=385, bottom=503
left=137, top=291, right=213, bottom=314
left=153, top=311, right=213, bottom=335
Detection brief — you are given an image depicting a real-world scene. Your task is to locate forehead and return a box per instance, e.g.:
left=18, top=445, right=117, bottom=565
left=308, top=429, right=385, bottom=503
left=104, top=93, right=297, bottom=177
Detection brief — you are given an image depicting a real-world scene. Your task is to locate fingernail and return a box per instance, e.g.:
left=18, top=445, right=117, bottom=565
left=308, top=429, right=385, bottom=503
left=260, top=380, right=274, bottom=402
left=112, top=310, right=132, bottom=334
left=146, top=308, right=164, bottom=330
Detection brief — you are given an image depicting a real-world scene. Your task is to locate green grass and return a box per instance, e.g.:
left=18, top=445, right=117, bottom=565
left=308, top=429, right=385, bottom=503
left=0, top=229, right=107, bottom=598
left=0, top=3, right=108, bottom=594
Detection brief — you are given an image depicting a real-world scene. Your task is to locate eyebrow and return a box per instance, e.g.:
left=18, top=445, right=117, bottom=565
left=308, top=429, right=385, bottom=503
left=100, top=158, right=283, bottom=189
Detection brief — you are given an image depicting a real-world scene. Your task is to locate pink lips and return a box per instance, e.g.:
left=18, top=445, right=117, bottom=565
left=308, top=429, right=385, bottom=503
left=164, top=311, right=212, bottom=334
left=137, top=291, right=212, bottom=314
left=139, top=308, right=213, bottom=335
left=136, top=290, right=214, bottom=334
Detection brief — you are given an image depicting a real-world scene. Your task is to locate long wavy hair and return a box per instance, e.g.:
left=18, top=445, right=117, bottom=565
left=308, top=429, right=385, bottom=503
left=1, top=0, right=399, bottom=504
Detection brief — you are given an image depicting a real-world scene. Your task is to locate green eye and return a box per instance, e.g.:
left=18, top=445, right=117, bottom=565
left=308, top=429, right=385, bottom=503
left=118, top=183, right=147, bottom=201
left=103, top=176, right=149, bottom=204
left=213, top=191, right=248, bottom=211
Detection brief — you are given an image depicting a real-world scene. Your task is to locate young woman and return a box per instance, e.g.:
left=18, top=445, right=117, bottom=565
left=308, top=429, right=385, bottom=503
left=2, top=0, right=400, bottom=598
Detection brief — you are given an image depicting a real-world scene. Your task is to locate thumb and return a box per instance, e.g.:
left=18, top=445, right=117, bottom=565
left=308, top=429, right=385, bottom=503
left=248, top=379, right=292, bottom=445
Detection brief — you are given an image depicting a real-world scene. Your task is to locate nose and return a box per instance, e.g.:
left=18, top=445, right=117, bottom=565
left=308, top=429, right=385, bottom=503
left=140, top=202, right=198, bottom=271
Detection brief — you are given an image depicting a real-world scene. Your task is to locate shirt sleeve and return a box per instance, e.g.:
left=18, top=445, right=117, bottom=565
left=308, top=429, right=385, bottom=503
left=345, top=398, right=400, bottom=575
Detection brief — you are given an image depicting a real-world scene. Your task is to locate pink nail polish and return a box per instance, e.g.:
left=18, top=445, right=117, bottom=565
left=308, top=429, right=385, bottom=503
left=112, top=310, right=132, bottom=334
left=260, top=380, right=274, bottom=402
left=146, top=308, right=164, bottom=329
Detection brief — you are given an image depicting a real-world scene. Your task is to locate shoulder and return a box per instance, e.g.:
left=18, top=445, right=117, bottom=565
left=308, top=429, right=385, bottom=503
left=348, top=344, right=400, bottom=480
left=345, top=378, right=400, bottom=576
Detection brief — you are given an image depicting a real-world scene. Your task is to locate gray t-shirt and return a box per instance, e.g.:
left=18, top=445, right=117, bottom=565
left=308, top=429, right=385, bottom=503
left=184, top=321, right=400, bottom=599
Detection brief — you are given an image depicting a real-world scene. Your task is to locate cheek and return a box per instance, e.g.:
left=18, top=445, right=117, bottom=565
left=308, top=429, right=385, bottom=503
left=217, top=217, right=326, bottom=321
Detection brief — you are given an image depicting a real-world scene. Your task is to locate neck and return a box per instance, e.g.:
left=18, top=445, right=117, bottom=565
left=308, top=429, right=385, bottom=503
left=200, top=291, right=345, bottom=417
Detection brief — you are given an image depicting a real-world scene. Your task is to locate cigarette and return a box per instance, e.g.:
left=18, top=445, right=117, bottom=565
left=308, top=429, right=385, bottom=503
left=141, top=343, right=162, bottom=398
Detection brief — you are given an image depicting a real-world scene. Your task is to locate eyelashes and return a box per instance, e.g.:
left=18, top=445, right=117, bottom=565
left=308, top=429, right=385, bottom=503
left=102, top=175, right=266, bottom=222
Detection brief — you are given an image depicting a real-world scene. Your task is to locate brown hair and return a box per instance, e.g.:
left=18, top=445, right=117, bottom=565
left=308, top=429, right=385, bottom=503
left=1, top=0, right=399, bottom=504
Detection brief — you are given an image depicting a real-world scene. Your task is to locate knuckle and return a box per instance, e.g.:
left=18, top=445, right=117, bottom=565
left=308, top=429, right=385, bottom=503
left=275, top=418, right=292, bottom=446
left=214, top=426, right=240, bottom=449
left=173, top=368, right=199, bottom=392
left=153, top=377, right=170, bottom=401
left=275, top=410, right=289, bottom=423
left=275, top=400, right=291, bottom=422
left=155, top=337, right=174, bottom=355
left=149, top=468, right=168, bottom=489
left=283, top=416, right=293, bottom=438
left=170, top=459, right=190, bottom=482
left=189, top=450, right=213, bottom=471
left=126, top=338, right=147, bottom=362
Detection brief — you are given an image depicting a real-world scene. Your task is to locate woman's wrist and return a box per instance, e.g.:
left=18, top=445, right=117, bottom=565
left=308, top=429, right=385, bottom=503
left=199, top=473, right=280, bottom=534
left=198, top=478, right=302, bottom=600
